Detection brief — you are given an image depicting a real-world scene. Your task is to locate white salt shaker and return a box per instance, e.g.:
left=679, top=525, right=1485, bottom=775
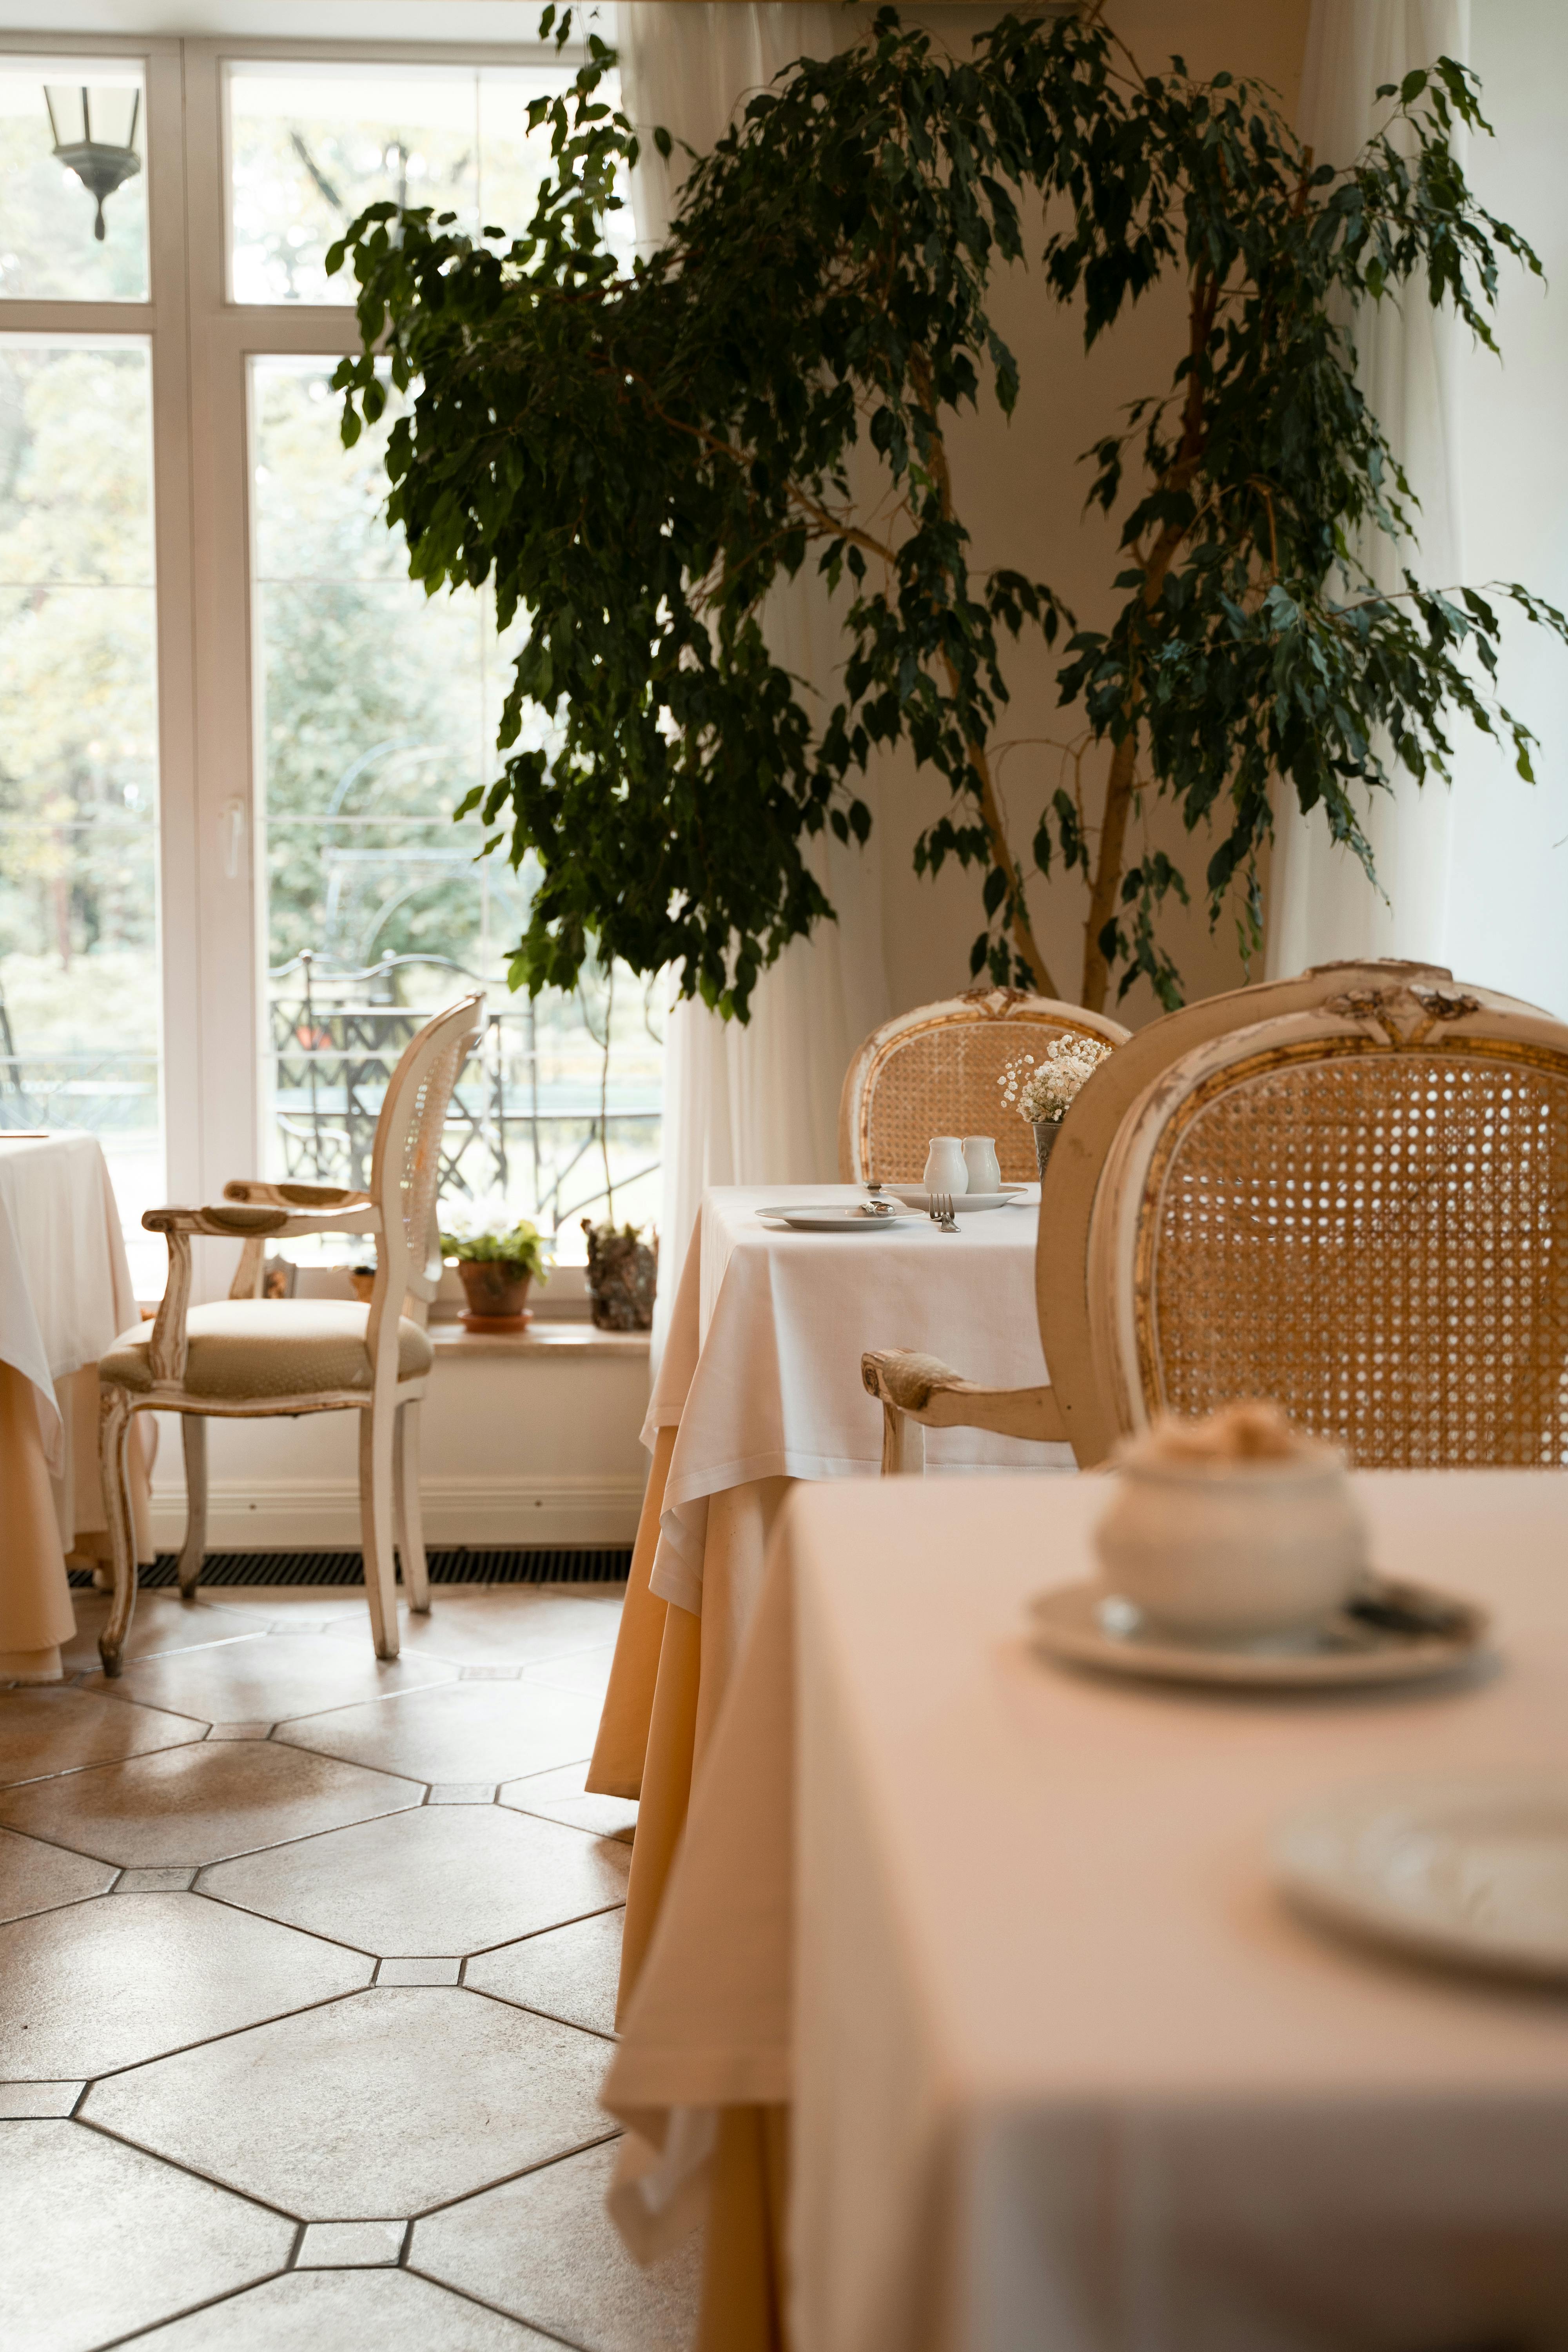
left=922, top=1136, right=969, bottom=1196
left=962, top=1136, right=1002, bottom=1193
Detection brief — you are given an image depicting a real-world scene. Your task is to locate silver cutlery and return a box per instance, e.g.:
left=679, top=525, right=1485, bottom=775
left=929, top=1191, right=959, bottom=1232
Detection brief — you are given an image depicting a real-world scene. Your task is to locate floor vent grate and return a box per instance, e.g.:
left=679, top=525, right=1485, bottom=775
left=69, top=1545, right=632, bottom=1590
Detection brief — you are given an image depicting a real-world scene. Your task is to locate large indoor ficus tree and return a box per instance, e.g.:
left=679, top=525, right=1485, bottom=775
left=330, top=5, right=1565, bottom=1017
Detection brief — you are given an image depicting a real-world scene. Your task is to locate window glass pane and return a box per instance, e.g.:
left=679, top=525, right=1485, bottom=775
left=0, top=335, right=164, bottom=1285
left=228, top=60, right=622, bottom=306
left=251, top=356, right=661, bottom=1258
left=0, top=60, right=149, bottom=302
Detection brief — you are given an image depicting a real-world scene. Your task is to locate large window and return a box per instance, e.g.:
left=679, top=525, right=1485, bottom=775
left=251, top=357, right=662, bottom=1239
left=0, top=336, right=163, bottom=1248
left=0, top=25, right=660, bottom=1286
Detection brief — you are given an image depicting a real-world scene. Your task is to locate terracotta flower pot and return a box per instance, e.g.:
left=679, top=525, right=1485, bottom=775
left=456, top=1259, right=533, bottom=1331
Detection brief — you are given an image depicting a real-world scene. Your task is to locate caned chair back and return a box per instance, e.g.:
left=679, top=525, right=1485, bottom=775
left=1032, top=959, right=1551, bottom=1466
left=368, top=992, right=486, bottom=1334
left=1085, top=982, right=1568, bottom=1466
left=838, top=989, right=1129, bottom=1185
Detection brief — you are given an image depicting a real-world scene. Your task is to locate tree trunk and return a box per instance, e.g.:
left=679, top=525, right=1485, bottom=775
left=1077, top=274, right=1218, bottom=1012
left=909, top=354, right=1060, bottom=1002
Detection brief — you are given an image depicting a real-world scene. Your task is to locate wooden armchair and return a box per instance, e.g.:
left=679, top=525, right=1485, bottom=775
left=861, top=962, right=1541, bottom=1473
left=95, top=993, right=485, bottom=1673
left=838, top=986, right=1129, bottom=1184
left=1086, top=981, right=1568, bottom=1465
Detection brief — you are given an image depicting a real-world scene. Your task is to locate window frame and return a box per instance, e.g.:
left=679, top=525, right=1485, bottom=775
left=0, top=26, right=585, bottom=1297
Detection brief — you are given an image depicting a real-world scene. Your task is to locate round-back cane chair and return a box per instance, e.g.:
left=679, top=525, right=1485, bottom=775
left=1087, top=981, right=1568, bottom=1465
left=1034, top=960, right=1554, bottom=1465
left=838, top=987, right=1129, bottom=1185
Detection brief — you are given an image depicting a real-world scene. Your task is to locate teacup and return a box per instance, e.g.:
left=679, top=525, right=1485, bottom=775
left=1094, top=1421, right=1366, bottom=1642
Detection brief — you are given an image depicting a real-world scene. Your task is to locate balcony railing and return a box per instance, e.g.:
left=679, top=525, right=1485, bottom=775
left=268, top=950, right=661, bottom=1235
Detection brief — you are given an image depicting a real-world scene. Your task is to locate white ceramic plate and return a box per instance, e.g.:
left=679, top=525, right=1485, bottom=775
left=1274, top=1774, right=1568, bottom=1982
left=754, top=1203, right=922, bottom=1231
left=1027, top=1575, right=1487, bottom=1690
left=882, top=1185, right=1032, bottom=1214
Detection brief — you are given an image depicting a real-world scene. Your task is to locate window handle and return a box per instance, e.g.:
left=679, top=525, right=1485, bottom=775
left=222, top=796, right=247, bottom=880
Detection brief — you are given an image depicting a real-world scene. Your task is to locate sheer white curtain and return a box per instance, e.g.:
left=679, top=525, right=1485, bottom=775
left=617, top=5, right=891, bottom=1357
left=1266, top=0, right=1469, bottom=976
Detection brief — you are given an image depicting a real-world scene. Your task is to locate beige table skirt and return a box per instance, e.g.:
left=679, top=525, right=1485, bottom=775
left=0, top=1363, right=154, bottom=1681
left=588, top=1431, right=791, bottom=2351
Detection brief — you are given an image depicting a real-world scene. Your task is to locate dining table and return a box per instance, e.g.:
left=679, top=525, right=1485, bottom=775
left=604, top=1466, right=1568, bottom=2352
left=0, top=1132, right=154, bottom=1681
left=588, top=1181, right=1064, bottom=2007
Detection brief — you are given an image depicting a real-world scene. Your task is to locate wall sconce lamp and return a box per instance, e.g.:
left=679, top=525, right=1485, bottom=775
left=44, top=83, right=142, bottom=242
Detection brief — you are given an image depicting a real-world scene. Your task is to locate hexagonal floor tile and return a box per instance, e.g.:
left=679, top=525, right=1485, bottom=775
left=521, top=1644, right=617, bottom=1702
left=500, top=1760, right=637, bottom=1843
left=0, top=2118, right=292, bottom=2352
left=0, top=1738, right=422, bottom=1869
left=323, top=1589, right=624, bottom=1669
left=0, top=1891, right=369, bottom=2078
left=201, top=1804, right=628, bottom=1956
left=62, top=1591, right=272, bottom=1677
left=129, top=2267, right=559, bottom=2348
left=466, top=1910, right=623, bottom=2039
left=413, top=2138, right=702, bottom=2351
left=87, top=1985, right=614, bottom=2218
left=0, top=1686, right=203, bottom=1788
left=82, top=1633, right=457, bottom=1726
left=276, top=1680, right=601, bottom=1784
left=0, top=1823, right=115, bottom=1923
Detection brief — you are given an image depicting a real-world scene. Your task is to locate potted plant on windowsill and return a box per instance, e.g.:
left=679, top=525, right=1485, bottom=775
left=439, top=1215, right=550, bottom=1332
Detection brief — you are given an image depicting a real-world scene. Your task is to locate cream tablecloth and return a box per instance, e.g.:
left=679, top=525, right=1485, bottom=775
left=589, top=1185, right=1066, bottom=2347
left=606, top=1468, right=1568, bottom=2352
left=0, top=1134, right=153, bottom=1679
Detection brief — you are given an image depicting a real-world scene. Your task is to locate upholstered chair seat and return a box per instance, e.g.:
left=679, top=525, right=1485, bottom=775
left=100, top=1300, right=435, bottom=1399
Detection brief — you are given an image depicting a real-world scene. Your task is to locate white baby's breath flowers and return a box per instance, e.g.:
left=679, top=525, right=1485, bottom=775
left=996, top=1034, right=1113, bottom=1125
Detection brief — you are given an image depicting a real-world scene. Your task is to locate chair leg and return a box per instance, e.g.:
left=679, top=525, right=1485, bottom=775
left=176, top=1415, right=207, bottom=1598
left=880, top=1402, right=926, bottom=1476
left=358, top=1398, right=401, bottom=1661
left=395, top=1399, right=431, bottom=1614
left=98, top=1389, right=139, bottom=1677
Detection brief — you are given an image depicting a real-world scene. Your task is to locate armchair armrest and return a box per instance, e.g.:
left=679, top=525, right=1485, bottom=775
left=142, top=1201, right=385, bottom=1366
left=862, top=1348, right=1065, bottom=1474
left=223, top=1180, right=373, bottom=1211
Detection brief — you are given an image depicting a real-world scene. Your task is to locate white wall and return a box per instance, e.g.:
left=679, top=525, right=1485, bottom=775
left=873, top=0, right=1313, bottom=1026
left=148, top=1335, right=650, bottom=1550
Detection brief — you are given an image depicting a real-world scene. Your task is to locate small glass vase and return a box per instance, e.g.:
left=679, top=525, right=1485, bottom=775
left=1032, top=1118, right=1063, bottom=1181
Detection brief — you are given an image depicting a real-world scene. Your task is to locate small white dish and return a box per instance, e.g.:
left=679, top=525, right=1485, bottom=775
left=1027, top=1575, right=1487, bottom=1690
left=884, top=1185, right=1031, bottom=1214
left=755, top=1203, right=920, bottom=1231
left=1274, top=1773, right=1568, bottom=1982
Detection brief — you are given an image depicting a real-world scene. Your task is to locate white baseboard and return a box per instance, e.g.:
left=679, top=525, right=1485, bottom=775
left=149, top=1475, right=646, bottom=1552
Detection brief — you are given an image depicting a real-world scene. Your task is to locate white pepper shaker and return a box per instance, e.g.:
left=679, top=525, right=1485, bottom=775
left=962, top=1136, right=1002, bottom=1193
left=922, top=1136, right=969, bottom=1195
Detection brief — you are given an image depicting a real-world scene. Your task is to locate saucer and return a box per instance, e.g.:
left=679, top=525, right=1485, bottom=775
left=1274, top=1773, right=1568, bottom=1982
left=755, top=1203, right=922, bottom=1231
left=1027, top=1575, right=1488, bottom=1689
left=883, top=1186, right=1031, bottom=1213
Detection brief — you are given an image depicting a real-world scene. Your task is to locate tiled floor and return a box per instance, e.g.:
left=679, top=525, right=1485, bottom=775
left=0, top=1582, right=702, bottom=2352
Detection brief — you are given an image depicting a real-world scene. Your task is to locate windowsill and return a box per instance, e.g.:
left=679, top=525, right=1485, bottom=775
left=428, top=1318, right=649, bottom=1360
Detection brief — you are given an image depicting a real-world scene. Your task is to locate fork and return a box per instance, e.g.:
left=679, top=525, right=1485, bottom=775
left=929, top=1191, right=959, bottom=1233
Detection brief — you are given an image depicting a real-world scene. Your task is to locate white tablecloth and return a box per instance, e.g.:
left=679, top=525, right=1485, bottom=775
left=0, top=1133, right=140, bottom=1477
left=784, top=1471, right=1568, bottom=2352
left=643, top=1185, right=1070, bottom=1614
